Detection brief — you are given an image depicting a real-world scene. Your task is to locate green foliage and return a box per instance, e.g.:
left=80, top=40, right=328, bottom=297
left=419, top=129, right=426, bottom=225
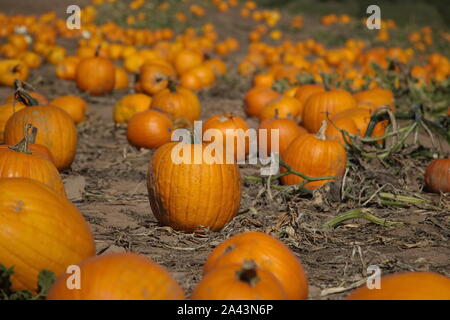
left=0, top=264, right=56, bottom=300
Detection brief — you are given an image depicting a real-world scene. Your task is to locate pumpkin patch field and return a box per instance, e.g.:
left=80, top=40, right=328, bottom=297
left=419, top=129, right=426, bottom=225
left=0, top=0, right=450, bottom=300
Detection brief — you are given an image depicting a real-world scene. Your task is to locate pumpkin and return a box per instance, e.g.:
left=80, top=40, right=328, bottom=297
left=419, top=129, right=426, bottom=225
left=113, top=94, right=152, bottom=124
left=179, top=71, right=203, bottom=91
left=294, top=84, right=324, bottom=110
left=203, top=231, right=308, bottom=300
left=0, top=124, right=65, bottom=196
left=259, top=114, right=308, bottom=155
left=114, top=67, right=129, bottom=90
left=202, top=113, right=250, bottom=162
left=127, top=109, right=173, bottom=150
left=281, top=121, right=347, bottom=189
left=75, top=50, right=116, bottom=95
left=325, top=116, right=360, bottom=146
left=147, top=141, right=241, bottom=232
left=173, top=49, right=204, bottom=75
left=244, top=87, right=280, bottom=117
left=50, top=96, right=88, bottom=124
left=253, top=73, right=274, bottom=88
left=191, top=260, right=288, bottom=300
left=4, top=90, right=77, bottom=170
left=139, top=62, right=176, bottom=96
left=0, top=178, right=95, bottom=292
left=188, top=64, right=216, bottom=88
left=204, top=58, right=227, bottom=76
left=0, top=59, right=29, bottom=87
left=18, top=51, right=42, bottom=69
left=347, top=272, right=450, bottom=300
left=302, top=85, right=357, bottom=133
left=56, top=56, right=80, bottom=81
left=259, top=96, right=302, bottom=122
left=150, top=82, right=201, bottom=125
left=354, top=88, right=395, bottom=113
left=424, top=158, right=450, bottom=193
left=46, top=252, right=185, bottom=300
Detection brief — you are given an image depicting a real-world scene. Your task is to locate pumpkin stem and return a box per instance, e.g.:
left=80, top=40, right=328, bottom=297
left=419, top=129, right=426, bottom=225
left=320, top=72, right=331, bottom=91
left=236, top=260, right=260, bottom=287
left=316, top=120, right=328, bottom=140
left=274, top=108, right=280, bottom=120
left=14, top=80, right=39, bottom=106
left=95, top=44, right=101, bottom=57
left=167, top=80, right=177, bottom=93
left=8, top=124, right=36, bottom=154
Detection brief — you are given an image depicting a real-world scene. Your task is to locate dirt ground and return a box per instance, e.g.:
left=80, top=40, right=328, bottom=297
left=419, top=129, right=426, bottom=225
left=1, top=0, right=449, bottom=299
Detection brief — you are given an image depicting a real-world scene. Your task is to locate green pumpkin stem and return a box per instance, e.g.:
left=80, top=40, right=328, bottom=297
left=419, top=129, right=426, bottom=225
left=8, top=124, right=36, bottom=154
left=167, top=80, right=177, bottom=93
left=236, top=260, right=260, bottom=287
left=320, top=72, right=331, bottom=91
left=316, top=120, right=328, bottom=140
left=14, top=80, right=39, bottom=106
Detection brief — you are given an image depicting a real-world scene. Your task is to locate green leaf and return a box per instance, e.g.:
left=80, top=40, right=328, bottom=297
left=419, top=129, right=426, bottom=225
left=37, top=270, right=56, bottom=298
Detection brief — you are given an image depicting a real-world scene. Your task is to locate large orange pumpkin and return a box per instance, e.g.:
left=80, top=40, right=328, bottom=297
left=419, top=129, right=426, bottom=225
left=0, top=125, right=65, bottom=196
left=0, top=178, right=95, bottom=292
left=147, top=141, right=241, bottom=232
left=347, top=272, right=450, bottom=300
left=47, top=252, right=185, bottom=300
left=281, top=121, right=347, bottom=189
left=75, top=52, right=116, bottom=95
left=150, top=82, right=201, bottom=125
left=191, top=260, right=288, bottom=300
left=424, top=158, right=450, bottom=193
left=4, top=90, right=77, bottom=170
left=302, top=87, right=357, bottom=133
left=204, top=231, right=308, bottom=300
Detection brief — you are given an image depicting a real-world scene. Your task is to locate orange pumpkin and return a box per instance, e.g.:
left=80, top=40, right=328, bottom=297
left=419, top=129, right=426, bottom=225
left=0, top=178, right=95, bottom=292
left=127, top=109, right=173, bottom=150
left=259, top=96, right=302, bottom=122
left=0, top=124, right=65, bottom=196
left=244, top=87, right=280, bottom=117
left=302, top=87, right=357, bottom=133
left=150, top=82, right=201, bottom=125
left=354, top=88, right=395, bottom=113
left=0, top=104, right=25, bottom=143
left=75, top=52, right=116, bottom=95
left=259, top=115, right=308, bottom=155
left=202, top=113, right=250, bottom=162
left=347, top=272, right=450, bottom=300
left=47, top=252, right=185, bottom=300
left=50, top=96, right=88, bottom=124
left=204, top=231, right=308, bottom=300
left=294, top=84, right=324, bottom=110
left=424, top=158, right=450, bottom=193
left=204, top=58, right=227, bottom=76
left=179, top=71, right=203, bottom=91
left=113, top=94, right=152, bottom=124
left=114, top=67, right=129, bottom=90
left=191, top=260, right=288, bottom=300
left=174, top=49, right=204, bottom=75
left=0, top=60, right=29, bottom=87
left=139, top=62, right=176, bottom=96
left=147, top=141, right=241, bottom=232
left=4, top=90, right=77, bottom=170
left=281, top=121, right=347, bottom=189
left=55, top=56, right=80, bottom=80
left=188, top=64, right=216, bottom=88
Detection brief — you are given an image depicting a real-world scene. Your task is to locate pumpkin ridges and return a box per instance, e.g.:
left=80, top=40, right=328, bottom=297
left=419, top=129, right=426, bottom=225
left=424, top=158, right=450, bottom=193
left=0, top=178, right=95, bottom=292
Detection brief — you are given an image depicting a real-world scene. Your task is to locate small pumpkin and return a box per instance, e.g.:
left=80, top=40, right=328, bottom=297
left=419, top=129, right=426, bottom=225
left=147, top=141, right=241, bottom=232
left=139, top=62, right=176, bottom=96
left=188, top=64, right=216, bottom=88
left=0, top=177, right=95, bottom=292
left=204, top=231, right=308, bottom=300
left=114, top=66, right=129, bottom=91
left=354, top=88, right=395, bottom=113
left=259, top=96, right=302, bottom=122
left=204, top=58, right=227, bottom=76
left=347, top=272, right=450, bottom=300
left=50, top=95, right=88, bottom=124
left=179, top=71, right=203, bottom=91
left=4, top=88, right=77, bottom=170
left=173, top=49, right=204, bottom=75
left=281, top=121, right=347, bottom=189
left=302, top=85, right=357, bottom=133
left=202, top=113, right=250, bottom=162
left=259, top=113, right=308, bottom=155
left=47, top=252, right=185, bottom=300
left=294, top=84, right=324, bottom=110
left=0, top=59, right=29, bottom=87
left=0, top=124, right=65, bottom=196
left=244, top=87, right=280, bottom=118
left=75, top=49, right=116, bottom=95
left=150, top=82, right=201, bottom=125
left=191, top=260, right=288, bottom=300
left=113, top=93, right=152, bottom=124
left=127, top=109, right=173, bottom=150
left=0, top=104, right=26, bottom=143
left=424, top=158, right=450, bottom=193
